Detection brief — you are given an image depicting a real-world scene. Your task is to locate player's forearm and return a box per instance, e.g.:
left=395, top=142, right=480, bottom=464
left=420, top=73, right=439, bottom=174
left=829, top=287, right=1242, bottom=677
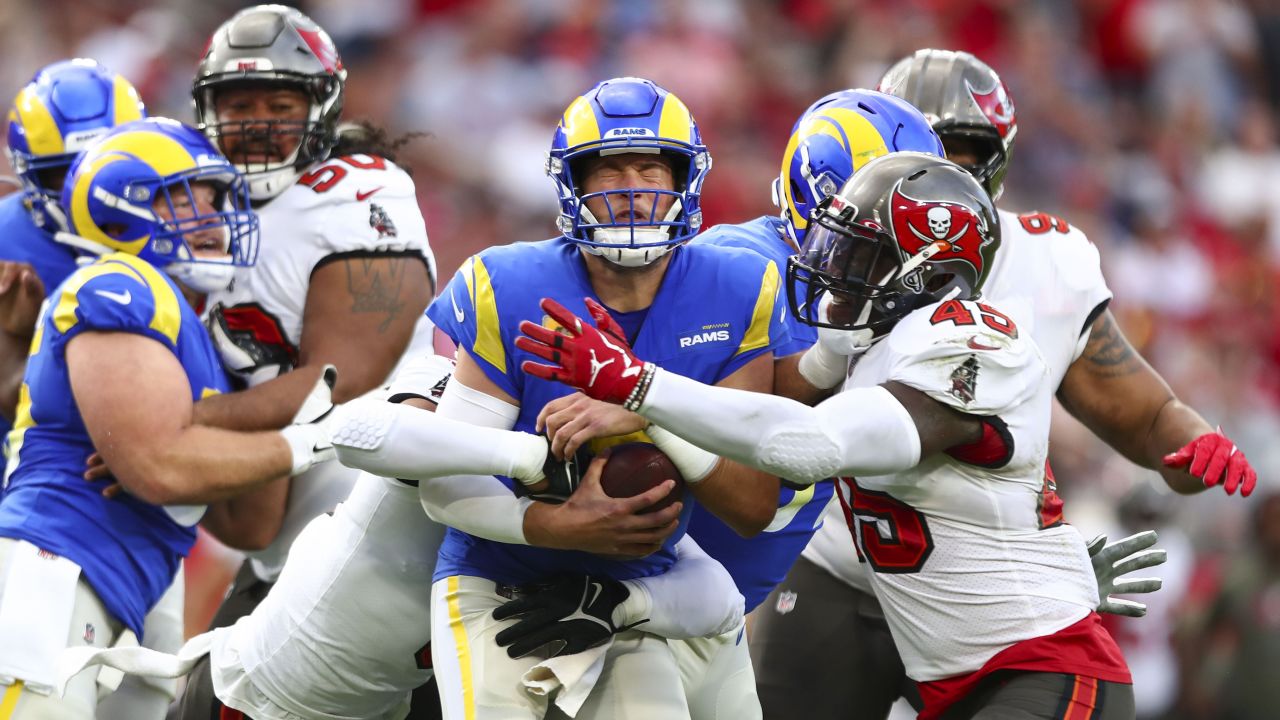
left=637, top=368, right=920, bottom=484
left=118, top=426, right=293, bottom=505
left=201, top=476, right=290, bottom=551
left=619, top=535, right=744, bottom=639
left=1146, top=398, right=1215, bottom=494
left=331, top=398, right=546, bottom=482
left=688, top=461, right=780, bottom=537
left=0, top=332, right=30, bottom=422
left=419, top=473, right=532, bottom=545
left=772, top=353, right=834, bottom=406
left=194, top=365, right=327, bottom=431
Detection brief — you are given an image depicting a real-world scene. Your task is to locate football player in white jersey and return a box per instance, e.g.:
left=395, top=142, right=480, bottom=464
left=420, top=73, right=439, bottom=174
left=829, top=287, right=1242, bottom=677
left=517, top=152, right=1141, bottom=719
left=748, top=50, right=1257, bottom=720
left=169, top=5, right=436, bottom=718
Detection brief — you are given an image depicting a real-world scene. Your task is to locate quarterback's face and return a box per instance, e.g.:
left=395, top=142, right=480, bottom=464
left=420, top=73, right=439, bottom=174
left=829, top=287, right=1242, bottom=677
left=213, top=86, right=310, bottom=166
left=579, top=153, right=677, bottom=227
left=154, top=181, right=228, bottom=258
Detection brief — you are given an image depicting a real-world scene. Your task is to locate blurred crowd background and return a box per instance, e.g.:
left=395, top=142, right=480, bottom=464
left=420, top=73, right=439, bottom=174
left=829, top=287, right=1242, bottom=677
left=1, top=1, right=1277, bottom=718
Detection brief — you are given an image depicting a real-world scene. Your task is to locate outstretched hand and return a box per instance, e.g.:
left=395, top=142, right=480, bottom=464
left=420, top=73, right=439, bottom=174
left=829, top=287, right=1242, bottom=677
left=516, top=297, right=650, bottom=406
left=1088, top=531, right=1166, bottom=618
left=1163, top=430, right=1256, bottom=497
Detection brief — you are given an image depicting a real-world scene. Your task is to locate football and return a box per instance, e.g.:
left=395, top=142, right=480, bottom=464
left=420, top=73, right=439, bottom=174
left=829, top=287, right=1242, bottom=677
left=599, top=442, right=686, bottom=513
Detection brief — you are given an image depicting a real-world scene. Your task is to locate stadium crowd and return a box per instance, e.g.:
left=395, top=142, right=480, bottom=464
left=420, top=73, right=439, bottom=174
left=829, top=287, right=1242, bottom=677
left=0, top=1, right=1276, bottom=719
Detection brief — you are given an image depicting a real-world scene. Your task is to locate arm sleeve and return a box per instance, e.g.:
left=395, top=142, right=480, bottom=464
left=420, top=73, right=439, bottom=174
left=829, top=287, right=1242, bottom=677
left=616, top=534, right=745, bottom=639
left=414, top=380, right=534, bottom=544
left=638, top=368, right=920, bottom=485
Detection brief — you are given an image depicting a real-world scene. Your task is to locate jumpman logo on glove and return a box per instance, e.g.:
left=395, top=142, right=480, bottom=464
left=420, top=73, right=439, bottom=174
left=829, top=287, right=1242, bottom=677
left=517, top=297, right=649, bottom=405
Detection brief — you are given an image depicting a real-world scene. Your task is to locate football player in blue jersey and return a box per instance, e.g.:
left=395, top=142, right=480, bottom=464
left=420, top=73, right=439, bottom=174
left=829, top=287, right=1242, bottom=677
left=0, top=117, right=335, bottom=720
left=0, top=59, right=197, bottom=720
left=0, top=59, right=146, bottom=440
left=331, top=76, right=788, bottom=720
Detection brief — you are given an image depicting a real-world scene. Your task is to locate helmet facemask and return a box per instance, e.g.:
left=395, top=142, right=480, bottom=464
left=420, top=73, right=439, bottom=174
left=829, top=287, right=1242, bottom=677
left=195, top=77, right=341, bottom=202
left=788, top=196, right=953, bottom=343
left=147, top=168, right=259, bottom=293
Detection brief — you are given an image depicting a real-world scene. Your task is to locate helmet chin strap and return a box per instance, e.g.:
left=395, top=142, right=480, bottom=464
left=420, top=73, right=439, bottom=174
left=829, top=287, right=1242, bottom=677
left=576, top=199, right=684, bottom=268
left=165, top=260, right=236, bottom=294
left=243, top=165, right=302, bottom=202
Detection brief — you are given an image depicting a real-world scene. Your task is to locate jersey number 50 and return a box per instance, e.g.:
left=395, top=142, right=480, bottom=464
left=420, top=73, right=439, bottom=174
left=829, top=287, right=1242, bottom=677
left=836, top=478, right=934, bottom=574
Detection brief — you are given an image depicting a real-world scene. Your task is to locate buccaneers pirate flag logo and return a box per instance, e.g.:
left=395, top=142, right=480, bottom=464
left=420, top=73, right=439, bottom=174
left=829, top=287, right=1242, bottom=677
left=888, top=181, right=993, bottom=291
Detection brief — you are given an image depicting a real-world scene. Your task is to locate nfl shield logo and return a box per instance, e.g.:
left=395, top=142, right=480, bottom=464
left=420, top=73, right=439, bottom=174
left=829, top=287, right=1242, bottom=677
left=775, top=590, right=798, bottom=615
left=84, top=623, right=95, bottom=644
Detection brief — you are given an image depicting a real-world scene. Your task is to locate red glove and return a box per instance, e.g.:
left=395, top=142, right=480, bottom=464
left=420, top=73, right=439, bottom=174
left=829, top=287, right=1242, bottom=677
left=517, top=297, right=652, bottom=406
left=1163, top=430, right=1256, bottom=497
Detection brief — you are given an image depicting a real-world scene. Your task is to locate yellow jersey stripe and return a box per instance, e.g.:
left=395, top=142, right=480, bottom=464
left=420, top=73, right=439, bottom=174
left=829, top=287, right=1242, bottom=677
left=50, top=254, right=182, bottom=346
left=764, top=485, right=817, bottom=533
left=445, top=576, right=476, bottom=720
left=470, top=258, right=505, bottom=373
left=11, top=89, right=63, bottom=156
left=108, top=254, right=182, bottom=345
left=736, top=261, right=781, bottom=356
left=51, top=262, right=141, bottom=334
left=0, top=680, right=24, bottom=720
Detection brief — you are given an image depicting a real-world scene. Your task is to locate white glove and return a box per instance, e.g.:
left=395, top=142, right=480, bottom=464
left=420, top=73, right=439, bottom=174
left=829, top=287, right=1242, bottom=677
left=1088, top=530, right=1166, bottom=618
left=796, top=295, right=874, bottom=390
left=280, top=365, right=338, bottom=476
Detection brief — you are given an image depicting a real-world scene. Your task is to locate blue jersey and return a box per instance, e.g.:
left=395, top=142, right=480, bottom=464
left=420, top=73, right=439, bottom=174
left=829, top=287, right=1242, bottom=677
left=428, top=238, right=789, bottom=586
left=0, top=194, right=80, bottom=441
left=693, top=215, right=816, bottom=357
left=0, top=252, right=229, bottom=637
left=690, top=216, right=834, bottom=611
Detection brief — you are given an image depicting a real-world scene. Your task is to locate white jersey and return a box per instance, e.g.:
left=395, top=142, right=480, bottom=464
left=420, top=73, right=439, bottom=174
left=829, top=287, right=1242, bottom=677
left=204, top=153, right=438, bottom=581
left=804, top=208, right=1111, bottom=595
left=821, top=297, right=1099, bottom=681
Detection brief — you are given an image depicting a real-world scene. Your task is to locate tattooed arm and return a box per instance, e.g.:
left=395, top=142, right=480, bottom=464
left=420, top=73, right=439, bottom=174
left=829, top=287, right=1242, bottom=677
left=193, top=253, right=433, bottom=431
left=1057, top=309, right=1214, bottom=493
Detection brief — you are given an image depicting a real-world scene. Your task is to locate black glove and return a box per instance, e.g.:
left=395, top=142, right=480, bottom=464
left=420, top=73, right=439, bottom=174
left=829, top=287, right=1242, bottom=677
left=517, top=440, right=594, bottom=503
left=492, top=575, right=645, bottom=659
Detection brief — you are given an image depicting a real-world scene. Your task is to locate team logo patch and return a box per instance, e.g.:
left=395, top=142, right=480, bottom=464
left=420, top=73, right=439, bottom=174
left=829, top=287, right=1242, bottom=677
left=369, top=203, right=398, bottom=239
left=678, top=322, right=731, bottom=349
left=889, top=182, right=992, bottom=285
left=774, top=590, right=798, bottom=615
left=36, top=549, right=58, bottom=560
left=949, top=355, right=980, bottom=404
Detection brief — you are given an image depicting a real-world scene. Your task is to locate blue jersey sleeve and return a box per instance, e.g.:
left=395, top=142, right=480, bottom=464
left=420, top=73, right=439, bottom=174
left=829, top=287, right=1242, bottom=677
left=426, top=255, right=518, bottom=398
left=721, top=259, right=792, bottom=379
left=48, top=257, right=182, bottom=352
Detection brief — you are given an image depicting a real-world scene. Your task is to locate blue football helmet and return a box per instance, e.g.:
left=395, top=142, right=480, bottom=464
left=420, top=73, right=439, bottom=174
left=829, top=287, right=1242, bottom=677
left=60, top=118, right=258, bottom=293
left=6, top=59, right=146, bottom=233
left=548, top=77, right=711, bottom=267
left=775, top=89, right=944, bottom=247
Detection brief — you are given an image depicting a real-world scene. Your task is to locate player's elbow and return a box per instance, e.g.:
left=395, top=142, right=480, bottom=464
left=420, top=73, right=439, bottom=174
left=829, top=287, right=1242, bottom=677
left=120, top=470, right=189, bottom=506
left=729, top=487, right=780, bottom=538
